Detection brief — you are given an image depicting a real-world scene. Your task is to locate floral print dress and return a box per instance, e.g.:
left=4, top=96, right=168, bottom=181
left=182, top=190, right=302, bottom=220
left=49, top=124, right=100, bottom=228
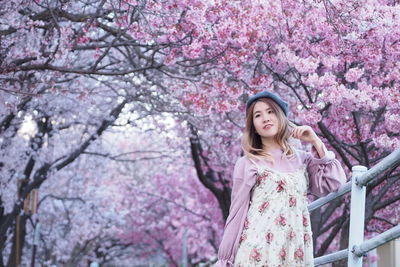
left=234, top=165, right=314, bottom=267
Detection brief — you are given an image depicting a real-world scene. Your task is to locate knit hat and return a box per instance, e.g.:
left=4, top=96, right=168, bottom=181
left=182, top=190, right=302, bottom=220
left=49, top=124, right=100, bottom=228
left=246, top=91, right=289, bottom=117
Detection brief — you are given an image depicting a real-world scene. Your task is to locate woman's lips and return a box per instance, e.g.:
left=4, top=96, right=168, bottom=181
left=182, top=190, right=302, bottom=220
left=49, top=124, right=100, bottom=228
left=263, top=124, right=273, bottom=130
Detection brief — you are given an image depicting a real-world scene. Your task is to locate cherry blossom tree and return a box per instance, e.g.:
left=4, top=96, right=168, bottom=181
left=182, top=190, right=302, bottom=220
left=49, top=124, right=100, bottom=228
left=0, top=0, right=192, bottom=264
left=130, top=0, right=400, bottom=264
left=2, top=0, right=400, bottom=266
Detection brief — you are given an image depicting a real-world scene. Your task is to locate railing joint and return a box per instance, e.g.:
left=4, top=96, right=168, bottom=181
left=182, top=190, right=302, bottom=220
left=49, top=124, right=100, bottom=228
left=355, top=177, right=365, bottom=187
left=310, top=149, right=400, bottom=266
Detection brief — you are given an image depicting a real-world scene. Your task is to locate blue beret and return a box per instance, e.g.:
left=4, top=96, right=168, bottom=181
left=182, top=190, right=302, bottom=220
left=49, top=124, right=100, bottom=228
left=246, top=91, right=289, bottom=116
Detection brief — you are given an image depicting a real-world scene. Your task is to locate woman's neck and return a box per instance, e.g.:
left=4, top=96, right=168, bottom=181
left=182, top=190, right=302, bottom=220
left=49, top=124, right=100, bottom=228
left=263, top=144, right=282, bottom=153
left=261, top=138, right=281, bottom=150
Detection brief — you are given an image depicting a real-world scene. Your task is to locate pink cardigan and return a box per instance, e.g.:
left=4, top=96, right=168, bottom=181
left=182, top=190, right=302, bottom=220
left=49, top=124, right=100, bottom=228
left=216, top=146, right=347, bottom=266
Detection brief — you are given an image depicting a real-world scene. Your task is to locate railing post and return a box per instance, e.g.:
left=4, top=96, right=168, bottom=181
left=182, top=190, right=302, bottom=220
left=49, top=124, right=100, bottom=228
left=348, top=165, right=368, bottom=267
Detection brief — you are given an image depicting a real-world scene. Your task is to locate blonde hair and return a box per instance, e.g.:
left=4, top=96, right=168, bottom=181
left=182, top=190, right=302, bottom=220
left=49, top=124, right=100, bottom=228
left=242, top=98, right=297, bottom=166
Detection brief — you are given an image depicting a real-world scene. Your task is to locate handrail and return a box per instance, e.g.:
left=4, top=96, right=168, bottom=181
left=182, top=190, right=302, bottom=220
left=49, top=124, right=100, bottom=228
left=308, top=182, right=351, bottom=211
left=314, top=223, right=400, bottom=266
left=356, top=149, right=400, bottom=186
left=314, top=249, right=347, bottom=266
left=353, top=224, right=400, bottom=257
left=308, top=149, right=400, bottom=211
left=311, top=148, right=400, bottom=267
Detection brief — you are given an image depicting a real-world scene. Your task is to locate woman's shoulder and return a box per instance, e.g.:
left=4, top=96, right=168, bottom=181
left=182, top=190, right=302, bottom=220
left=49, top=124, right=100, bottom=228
left=235, top=155, right=261, bottom=171
left=235, top=155, right=253, bottom=167
left=238, top=150, right=305, bottom=164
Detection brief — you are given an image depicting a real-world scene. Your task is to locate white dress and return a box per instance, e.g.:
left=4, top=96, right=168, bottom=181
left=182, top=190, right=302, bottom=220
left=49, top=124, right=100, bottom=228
left=233, top=164, right=314, bottom=267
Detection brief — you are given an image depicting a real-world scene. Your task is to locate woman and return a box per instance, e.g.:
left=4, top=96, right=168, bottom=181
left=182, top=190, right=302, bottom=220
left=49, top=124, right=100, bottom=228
left=216, top=91, right=347, bottom=266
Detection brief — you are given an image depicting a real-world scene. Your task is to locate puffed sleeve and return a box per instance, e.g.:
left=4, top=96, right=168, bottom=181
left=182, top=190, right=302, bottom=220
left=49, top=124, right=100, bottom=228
left=216, top=156, right=257, bottom=267
left=297, top=144, right=347, bottom=197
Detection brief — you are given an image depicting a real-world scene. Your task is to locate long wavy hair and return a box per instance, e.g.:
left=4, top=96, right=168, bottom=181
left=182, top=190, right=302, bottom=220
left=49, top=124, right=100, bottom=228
left=242, top=98, right=297, bottom=166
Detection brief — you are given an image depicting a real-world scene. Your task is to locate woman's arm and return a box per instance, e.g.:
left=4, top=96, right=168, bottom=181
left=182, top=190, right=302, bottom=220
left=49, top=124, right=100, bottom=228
left=300, top=143, right=347, bottom=197
left=291, top=125, right=347, bottom=197
left=216, top=157, right=257, bottom=266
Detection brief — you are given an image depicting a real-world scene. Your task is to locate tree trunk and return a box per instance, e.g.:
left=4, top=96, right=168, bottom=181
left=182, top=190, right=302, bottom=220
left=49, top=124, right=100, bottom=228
left=6, top=215, right=28, bottom=267
left=332, top=220, right=350, bottom=267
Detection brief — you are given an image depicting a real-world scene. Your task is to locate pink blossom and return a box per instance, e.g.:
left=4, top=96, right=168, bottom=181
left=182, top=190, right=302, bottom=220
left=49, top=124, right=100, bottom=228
left=345, top=67, right=364, bottom=83
left=76, top=36, right=90, bottom=44
left=276, top=180, right=285, bottom=192
left=244, top=217, right=250, bottom=229
left=250, top=248, right=262, bottom=262
left=321, top=55, right=340, bottom=69
left=294, top=56, right=320, bottom=73
left=294, top=248, right=304, bottom=260
left=303, top=215, right=309, bottom=227
left=280, top=247, right=286, bottom=260
left=182, top=39, right=204, bottom=58
left=303, top=73, right=319, bottom=88
left=239, top=233, right=247, bottom=243
left=258, top=201, right=269, bottom=213
left=94, top=47, right=101, bottom=59
left=304, top=233, right=311, bottom=243
left=384, top=113, right=400, bottom=133
left=289, top=196, right=296, bottom=207
left=373, top=134, right=400, bottom=150
left=265, top=232, right=273, bottom=244
left=256, top=173, right=268, bottom=186
left=276, top=214, right=286, bottom=226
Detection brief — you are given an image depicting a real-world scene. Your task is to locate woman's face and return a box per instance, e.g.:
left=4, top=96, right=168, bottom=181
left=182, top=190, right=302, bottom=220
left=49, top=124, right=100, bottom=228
left=252, top=101, right=280, bottom=139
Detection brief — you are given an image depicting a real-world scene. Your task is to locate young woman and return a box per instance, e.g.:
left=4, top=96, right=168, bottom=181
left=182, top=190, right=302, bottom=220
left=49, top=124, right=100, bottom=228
left=216, top=91, right=347, bottom=267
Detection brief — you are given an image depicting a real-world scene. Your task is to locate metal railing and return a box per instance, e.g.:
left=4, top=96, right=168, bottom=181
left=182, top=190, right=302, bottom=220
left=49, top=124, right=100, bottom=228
left=308, top=148, right=400, bottom=267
